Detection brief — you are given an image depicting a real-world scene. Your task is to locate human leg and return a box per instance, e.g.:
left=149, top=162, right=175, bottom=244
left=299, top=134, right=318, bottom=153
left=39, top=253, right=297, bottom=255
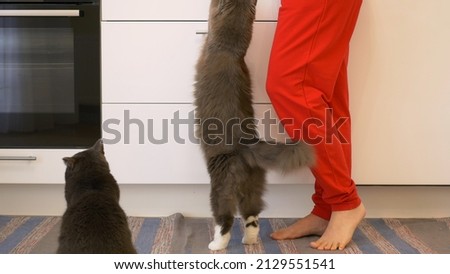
left=309, top=35, right=365, bottom=252
left=266, top=0, right=364, bottom=248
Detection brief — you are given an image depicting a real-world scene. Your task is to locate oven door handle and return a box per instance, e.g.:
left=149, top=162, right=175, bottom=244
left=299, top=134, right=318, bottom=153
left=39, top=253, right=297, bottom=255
left=0, top=156, right=37, bottom=161
left=0, top=10, right=80, bottom=17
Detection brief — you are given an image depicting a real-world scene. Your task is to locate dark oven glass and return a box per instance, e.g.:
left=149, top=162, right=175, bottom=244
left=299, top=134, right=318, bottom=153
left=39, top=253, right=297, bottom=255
left=0, top=0, right=100, bottom=148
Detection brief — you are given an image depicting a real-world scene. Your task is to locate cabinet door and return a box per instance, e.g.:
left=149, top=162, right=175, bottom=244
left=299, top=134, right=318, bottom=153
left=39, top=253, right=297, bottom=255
left=102, top=103, right=313, bottom=184
left=102, top=22, right=206, bottom=104
left=0, top=149, right=81, bottom=184
left=102, top=22, right=276, bottom=104
left=102, top=104, right=210, bottom=184
left=102, top=0, right=280, bottom=21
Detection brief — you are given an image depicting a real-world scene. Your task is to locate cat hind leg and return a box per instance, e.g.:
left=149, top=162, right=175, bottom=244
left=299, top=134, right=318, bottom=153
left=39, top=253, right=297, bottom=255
left=242, top=215, right=259, bottom=245
left=209, top=213, right=234, bottom=250
left=238, top=167, right=266, bottom=245
left=209, top=175, right=236, bottom=251
left=209, top=224, right=232, bottom=251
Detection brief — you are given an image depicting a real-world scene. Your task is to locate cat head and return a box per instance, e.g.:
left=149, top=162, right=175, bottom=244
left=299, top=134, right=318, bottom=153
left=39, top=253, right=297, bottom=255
left=207, top=0, right=257, bottom=55
left=63, top=139, right=108, bottom=173
left=62, top=139, right=119, bottom=205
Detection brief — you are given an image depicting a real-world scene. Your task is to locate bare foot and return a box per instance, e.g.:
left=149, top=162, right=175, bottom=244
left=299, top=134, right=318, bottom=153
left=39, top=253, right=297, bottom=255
left=270, top=213, right=328, bottom=240
left=310, top=203, right=366, bottom=250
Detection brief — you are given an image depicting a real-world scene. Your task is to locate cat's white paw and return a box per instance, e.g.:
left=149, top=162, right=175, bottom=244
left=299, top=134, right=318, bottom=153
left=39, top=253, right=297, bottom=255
left=242, top=216, right=259, bottom=245
left=209, top=225, right=231, bottom=251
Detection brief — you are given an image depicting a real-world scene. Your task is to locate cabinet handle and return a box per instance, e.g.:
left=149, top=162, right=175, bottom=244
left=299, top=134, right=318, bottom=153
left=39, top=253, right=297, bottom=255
left=0, top=10, right=80, bottom=17
left=196, top=31, right=208, bottom=35
left=0, top=156, right=37, bottom=161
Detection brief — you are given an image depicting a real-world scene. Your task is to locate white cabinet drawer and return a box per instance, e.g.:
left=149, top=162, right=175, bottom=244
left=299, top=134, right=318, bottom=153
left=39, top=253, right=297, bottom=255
left=101, top=22, right=205, bottom=104
left=102, top=0, right=280, bottom=21
left=102, top=103, right=313, bottom=184
left=102, top=104, right=209, bottom=184
left=0, top=149, right=82, bottom=184
left=102, top=22, right=276, bottom=103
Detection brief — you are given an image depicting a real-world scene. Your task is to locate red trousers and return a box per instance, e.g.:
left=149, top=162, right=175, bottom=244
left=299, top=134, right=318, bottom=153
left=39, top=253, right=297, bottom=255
left=266, top=0, right=363, bottom=220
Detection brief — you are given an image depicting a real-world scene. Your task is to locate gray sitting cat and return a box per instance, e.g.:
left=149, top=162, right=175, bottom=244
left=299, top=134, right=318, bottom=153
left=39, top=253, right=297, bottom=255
left=57, top=139, right=136, bottom=254
left=194, top=0, right=315, bottom=250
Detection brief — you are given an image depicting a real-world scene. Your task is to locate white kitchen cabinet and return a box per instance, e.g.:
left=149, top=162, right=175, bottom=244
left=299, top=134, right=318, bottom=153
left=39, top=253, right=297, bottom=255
left=101, top=22, right=207, bottom=104
left=0, top=149, right=81, bottom=184
left=100, top=0, right=314, bottom=185
left=2, top=1, right=449, bottom=187
left=102, top=104, right=208, bottom=184
left=102, top=22, right=276, bottom=104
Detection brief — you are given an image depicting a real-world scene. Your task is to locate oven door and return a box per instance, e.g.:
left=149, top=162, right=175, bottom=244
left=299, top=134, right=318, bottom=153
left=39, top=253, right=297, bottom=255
left=0, top=0, right=100, bottom=149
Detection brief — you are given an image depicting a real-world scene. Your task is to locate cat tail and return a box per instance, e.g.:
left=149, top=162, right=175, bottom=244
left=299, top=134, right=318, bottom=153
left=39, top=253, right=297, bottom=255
left=242, top=139, right=315, bottom=173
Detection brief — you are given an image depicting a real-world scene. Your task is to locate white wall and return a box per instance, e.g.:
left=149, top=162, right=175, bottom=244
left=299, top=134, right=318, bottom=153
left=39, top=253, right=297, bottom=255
left=349, top=0, right=450, bottom=185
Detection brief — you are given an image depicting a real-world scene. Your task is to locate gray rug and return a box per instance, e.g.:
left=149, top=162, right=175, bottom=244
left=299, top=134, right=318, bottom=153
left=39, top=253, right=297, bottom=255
left=1, top=213, right=449, bottom=254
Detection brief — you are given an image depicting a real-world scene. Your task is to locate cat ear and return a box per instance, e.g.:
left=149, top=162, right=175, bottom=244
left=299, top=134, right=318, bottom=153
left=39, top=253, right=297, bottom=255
left=63, top=157, right=76, bottom=169
left=92, top=139, right=105, bottom=154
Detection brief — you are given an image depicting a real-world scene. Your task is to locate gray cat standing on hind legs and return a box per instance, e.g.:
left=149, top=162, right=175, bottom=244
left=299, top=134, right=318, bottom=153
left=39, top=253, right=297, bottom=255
left=194, top=0, right=315, bottom=251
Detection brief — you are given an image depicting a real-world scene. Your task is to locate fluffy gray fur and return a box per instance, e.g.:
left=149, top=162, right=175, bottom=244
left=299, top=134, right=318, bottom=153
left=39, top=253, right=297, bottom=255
left=57, top=139, right=136, bottom=254
left=194, top=0, right=315, bottom=243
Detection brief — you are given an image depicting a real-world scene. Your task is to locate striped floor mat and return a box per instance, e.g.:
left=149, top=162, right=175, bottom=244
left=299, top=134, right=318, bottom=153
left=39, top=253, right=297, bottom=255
left=1, top=214, right=449, bottom=254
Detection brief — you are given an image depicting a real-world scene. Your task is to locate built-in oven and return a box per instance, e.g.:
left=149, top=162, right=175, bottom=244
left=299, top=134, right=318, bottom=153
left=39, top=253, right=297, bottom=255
left=0, top=0, right=100, bottom=150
